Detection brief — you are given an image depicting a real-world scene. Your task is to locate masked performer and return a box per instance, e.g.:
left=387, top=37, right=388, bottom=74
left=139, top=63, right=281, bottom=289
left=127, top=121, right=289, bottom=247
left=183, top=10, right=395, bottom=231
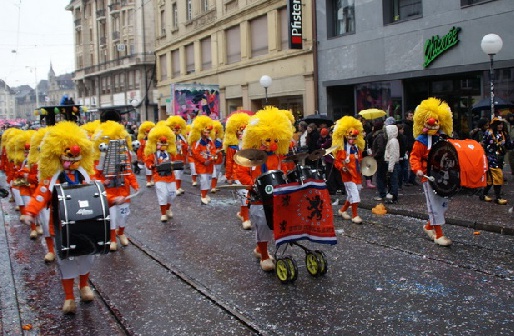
left=236, top=106, right=293, bottom=271
left=166, top=115, right=188, bottom=195
left=186, top=124, right=198, bottom=187
left=224, top=112, right=252, bottom=229
left=24, top=121, right=97, bottom=314
left=189, top=116, right=216, bottom=205
left=137, top=121, right=156, bottom=187
left=210, top=120, right=224, bottom=193
left=93, top=121, right=139, bottom=250
left=409, top=97, right=453, bottom=246
left=145, top=122, right=177, bottom=222
left=332, top=116, right=365, bottom=224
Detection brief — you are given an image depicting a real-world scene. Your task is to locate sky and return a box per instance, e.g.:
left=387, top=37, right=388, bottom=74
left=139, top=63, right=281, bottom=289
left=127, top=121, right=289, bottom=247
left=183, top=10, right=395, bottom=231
left=0, top=0, right=74, bottom=89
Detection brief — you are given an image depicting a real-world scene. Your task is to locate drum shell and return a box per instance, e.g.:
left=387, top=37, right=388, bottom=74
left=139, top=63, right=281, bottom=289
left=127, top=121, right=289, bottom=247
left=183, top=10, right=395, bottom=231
left=287, top=166, right=315, bottom=183
left=255, top=170, right=287, bottom=229
left=52, top=181, right=110, bottom=259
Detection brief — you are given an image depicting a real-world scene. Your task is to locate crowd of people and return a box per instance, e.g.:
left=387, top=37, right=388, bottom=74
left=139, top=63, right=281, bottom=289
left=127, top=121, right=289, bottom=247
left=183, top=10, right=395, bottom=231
left=1, top=99, right=513, bottom=314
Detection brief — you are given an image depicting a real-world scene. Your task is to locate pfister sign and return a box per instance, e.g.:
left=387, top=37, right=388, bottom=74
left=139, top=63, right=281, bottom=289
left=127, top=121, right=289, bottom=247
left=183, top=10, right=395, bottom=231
left=288, top=0, right=302, bottom=49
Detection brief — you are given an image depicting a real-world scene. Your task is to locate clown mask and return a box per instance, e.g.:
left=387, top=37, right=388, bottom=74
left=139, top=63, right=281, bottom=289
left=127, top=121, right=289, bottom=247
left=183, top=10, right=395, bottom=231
left=202, top=125, right=213, bottom=138
left=260, top=138, right=279, bottom=152
left=346, top=129, right=359, bottom=145
left=237, top=125, right=246, bottom=140
left=173, top=126, right=182, bottom=135
left=423, top=117, right=440, bottom=135
left=156, top=136, right=168, bottom=151
left=61, top=145, right=82, bottom=170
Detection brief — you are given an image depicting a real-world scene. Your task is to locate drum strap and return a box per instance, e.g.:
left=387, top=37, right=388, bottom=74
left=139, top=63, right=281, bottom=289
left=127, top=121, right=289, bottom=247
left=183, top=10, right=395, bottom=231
left=58, top=170, right=85, bottom=185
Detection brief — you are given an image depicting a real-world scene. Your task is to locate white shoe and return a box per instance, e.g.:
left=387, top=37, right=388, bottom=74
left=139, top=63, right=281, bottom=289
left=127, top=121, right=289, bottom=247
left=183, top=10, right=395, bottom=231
left=160, top=214, right=168, bottom=222
left=351, top=216, right=363, bottom=224
left=423, top=226, right=435, bottom=240
left=192, top=181, right=198, bottom=186
left=206, top=195, right=211, bottom=201
left=176, top=188, right=184, bottom=195
left=110, top=241, right=118, bottom=251
left=210, top=188, right=217, bottom=193
left=338, top=210, right=351, bottom=220
left=146, top=181, right=152, bottom=187
left=166, top=210, right=173, bottom=218
left=242, top=220, right=251, bottom=230
left=253, top=248, right=274, bottom=260
left=62, top=299, right=76, bottom=314
left=386, top=193, right=394, bottom=200
left=260, top=258, right=275, bottom=271
left=201, top=197, right=209, bottom=205
left=236, top=212, right=244, bottom=221
left=44, top=252, right=55, bottom=263
left=434, top=235, right=452, bottom=246
left=29, top=230, right=38, bottom=240
left=80, top=286, right=95, bottom=302
left=118, top=234, right=129, bottom=246
left=19, top=214, right=26, bottom=222
left=332, top=199, right=339, bottom=205
left=150, top=181, right=155, bottom=186
left=36, top=225, right=43, bottom=235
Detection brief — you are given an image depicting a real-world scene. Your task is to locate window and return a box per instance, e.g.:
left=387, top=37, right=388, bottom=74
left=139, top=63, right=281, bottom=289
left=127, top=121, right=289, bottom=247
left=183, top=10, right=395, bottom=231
left=383, top=0, right=422, bottom=24
left=159, top=54, right=168, bottom=80
left=201, top=0, right=208, bottom=12
left=172, top=49, right=180, bottom=77
left=225, top=25, right=241, bottom=64
left=279, top=7, right=289, bottom=50
left=186, top=43, right=194, bottom=74
left=172, top=3, right=178, bottom=30
left=186, top=0, right=192, bottom=21
left=201, top=37, right=212, bottom=70
left=250, top=15, right=268, bottom=57
left=334, top=0, right=355, bottom=35
left=160, top=9, right=166, bottom=35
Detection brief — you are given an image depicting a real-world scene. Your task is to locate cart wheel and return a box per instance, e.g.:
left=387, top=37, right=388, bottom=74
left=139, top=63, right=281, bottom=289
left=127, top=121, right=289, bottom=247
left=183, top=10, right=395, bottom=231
left=285, top=257, right=298, bottom=283
left=275, top=258, right=291, bottom=284
left=314, top=250, right=328, bottom=275
left=305, top=252, right=321, bottom=277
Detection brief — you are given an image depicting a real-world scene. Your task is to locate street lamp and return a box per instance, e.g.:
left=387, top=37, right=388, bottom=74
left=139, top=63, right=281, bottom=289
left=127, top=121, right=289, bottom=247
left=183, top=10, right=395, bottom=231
left=481, top=34, right=503, bottom=121
left=259, top=75, right=272, bottom=105
left=130, top=99, right=140, bottom=123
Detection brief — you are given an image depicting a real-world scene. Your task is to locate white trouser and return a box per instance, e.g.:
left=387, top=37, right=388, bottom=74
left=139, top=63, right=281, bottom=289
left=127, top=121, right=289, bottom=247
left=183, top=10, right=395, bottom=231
left=109, top=203, right=131, bottom=230
left=199, top=174, right=212, bottom=191
left=12, top=188, right=22, bottom=206
left=174, top=169, right=184, bottom=181
left=155, top=181, right=177, bottom=205
left=250, top=205, right=273, bottom=242
left=189, top=162, right=197, bottom=175
left=422, top=181, right=448, bottom=225
left=212, top=164, right=222, bottom=179
left=57, top=255, right=95, bottom=280
left=344, top=181, right=361, bottom=203
left=38, top=208, right=51, bottom=237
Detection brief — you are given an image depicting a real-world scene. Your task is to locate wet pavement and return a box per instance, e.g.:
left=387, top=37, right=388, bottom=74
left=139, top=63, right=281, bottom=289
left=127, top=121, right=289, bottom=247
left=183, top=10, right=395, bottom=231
left=1, top=170, right=514, bottom=335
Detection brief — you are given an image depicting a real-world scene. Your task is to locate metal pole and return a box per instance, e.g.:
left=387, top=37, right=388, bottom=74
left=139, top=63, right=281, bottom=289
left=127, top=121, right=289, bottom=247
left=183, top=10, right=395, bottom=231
left=489, top=55, right=495, bottom=121
left=265, top=88, right=268, bottom=105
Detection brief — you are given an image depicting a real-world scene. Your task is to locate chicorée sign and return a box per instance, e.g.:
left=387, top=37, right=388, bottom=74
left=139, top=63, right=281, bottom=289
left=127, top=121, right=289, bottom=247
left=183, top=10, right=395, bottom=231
left=423, top=26, right=461, bottom=67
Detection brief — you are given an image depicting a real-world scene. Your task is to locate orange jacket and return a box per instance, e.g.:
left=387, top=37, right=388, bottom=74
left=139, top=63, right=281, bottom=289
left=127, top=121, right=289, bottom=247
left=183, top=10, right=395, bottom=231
left=191, top=138, right=216, bottom=175
left=145, top=151, right=177, bottom=183
left=409, top=139, right=429, bottom=183
left=333, top=145, right=362, bottom=184
left=104, top=173, right=139, bottom=207
left=235, top=153, right=285, bottom=186
left=225, top=146, right=238, bottom=181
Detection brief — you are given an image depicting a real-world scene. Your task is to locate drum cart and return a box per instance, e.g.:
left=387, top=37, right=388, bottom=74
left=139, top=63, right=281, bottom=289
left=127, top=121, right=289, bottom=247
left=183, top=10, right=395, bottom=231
left=274, top=242, right=328, bottom=284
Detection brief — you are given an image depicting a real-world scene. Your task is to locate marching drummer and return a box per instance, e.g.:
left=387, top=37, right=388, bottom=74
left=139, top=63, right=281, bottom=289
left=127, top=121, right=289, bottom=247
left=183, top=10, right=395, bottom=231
left=144, top=122, right=178, bottom=222
left=189, top=116, right=216, bottom=205
left=409, top=97, right=454, bottom=246
left=92, top=121, right=140, bottom=250
left=165, top=116, right=188, bottom=196
left=24, top=121, right=98, bottom=314
left=235, top=106, right=294, bottom=272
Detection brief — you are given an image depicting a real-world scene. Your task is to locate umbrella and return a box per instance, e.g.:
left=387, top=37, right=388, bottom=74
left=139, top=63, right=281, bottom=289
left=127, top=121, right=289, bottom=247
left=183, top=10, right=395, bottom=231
left=471, top=97, right=514, bottom=112
left=301, top=114, right=334, bottom=127
left=358, top=108, right=387, bottom=120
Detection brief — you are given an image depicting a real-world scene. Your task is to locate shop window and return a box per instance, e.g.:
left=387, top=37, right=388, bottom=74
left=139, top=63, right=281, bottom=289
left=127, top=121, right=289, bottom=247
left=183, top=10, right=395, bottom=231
left=327, top=0, right=355, bottom=37
left=383, top=0, right=422, bottom=24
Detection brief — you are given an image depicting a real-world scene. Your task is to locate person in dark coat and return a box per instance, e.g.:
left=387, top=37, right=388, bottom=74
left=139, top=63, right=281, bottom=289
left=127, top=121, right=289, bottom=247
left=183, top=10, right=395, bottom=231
left=305, top=123, right=320, bottom=167
left=318, top=128, right=344, bottom=200
left=402, top=110, right=418, bottom=186
left=371, top=119, right=387, bottom=200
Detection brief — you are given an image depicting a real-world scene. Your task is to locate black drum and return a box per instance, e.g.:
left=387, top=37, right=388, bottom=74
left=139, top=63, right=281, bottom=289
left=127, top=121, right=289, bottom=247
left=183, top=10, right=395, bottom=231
left=156, top=161, right=184, bottom=174
left=427, top=140, right=462, bottom=197
left=52, top=181, right=110, bottom=259
left=255, top=170, right=287, bottom=229
left=287, top=166, right=323, bottom=184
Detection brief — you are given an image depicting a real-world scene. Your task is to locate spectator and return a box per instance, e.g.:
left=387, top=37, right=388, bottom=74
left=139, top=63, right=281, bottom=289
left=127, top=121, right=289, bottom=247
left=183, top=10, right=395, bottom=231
left=305, top=123, right=320, bottom=167
left=384, top=123, right=400, bottom=203
left=296, top=121, right=308, bottom=151
left=469, top=118, right=490, bottom=143
left=371, top=119, right=387, bottom=200
left=402, top=110, right=418, bottom=186
left=318, top=127, right=344, bottom=202
left=397, top=124, right=408, bottom=189
left=363, top=120, right=376, bottom=188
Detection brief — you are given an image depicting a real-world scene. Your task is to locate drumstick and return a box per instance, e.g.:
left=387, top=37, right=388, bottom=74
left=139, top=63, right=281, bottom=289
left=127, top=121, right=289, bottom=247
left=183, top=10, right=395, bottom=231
left=423, top=175, right=435, bottom=182
left=125, top=189, right=143, bottom=200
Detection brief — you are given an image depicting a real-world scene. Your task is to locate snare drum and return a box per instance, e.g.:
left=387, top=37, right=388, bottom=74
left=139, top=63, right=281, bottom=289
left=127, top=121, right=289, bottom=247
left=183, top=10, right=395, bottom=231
left=255, top=170, right=287, bottom=229
left=287, top=166, right=323, bottom=184
left=52, top=181, right=110, bottom=259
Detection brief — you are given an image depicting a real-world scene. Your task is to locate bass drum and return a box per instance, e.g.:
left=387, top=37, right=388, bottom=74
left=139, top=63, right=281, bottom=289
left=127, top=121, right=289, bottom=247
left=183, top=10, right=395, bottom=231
left=427, top=139, right=487, bottom=197
left=52, top=181, right=110, bottom=259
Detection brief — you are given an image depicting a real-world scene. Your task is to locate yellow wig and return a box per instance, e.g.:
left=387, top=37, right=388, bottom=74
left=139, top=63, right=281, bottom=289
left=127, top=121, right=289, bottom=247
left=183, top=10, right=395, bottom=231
left=80, top=120, right=101, bottom=139
left=242, top=106, right=293, bottom=155
left=137, top=121, right=155, bottom=141
left=223, top=112, right=251, bottom=150
left=185, top=124, right=192, bottom=137
left=279, top=108, right=296, bottom=133
left=1, top=128, right=21, bottom=152
left=10, top=130, right=36, bottom=165
left=38, top=121, right=95, bottom=181
left=332, top=116, right=365, bottom=151
left=188, top=115, right=214, bottom=145
left=92, top=121, right=133, bottom=160
left=165, top=115, right=187, bottom=136
left=413, top=97, right=453, bottom=138
left=211, top=120, right=224, bottom=140
left=4, top=128, right=23, bottom=161
left=144, top=123, right=177, bottom=157
left=28, top=127, right=50, bottom=165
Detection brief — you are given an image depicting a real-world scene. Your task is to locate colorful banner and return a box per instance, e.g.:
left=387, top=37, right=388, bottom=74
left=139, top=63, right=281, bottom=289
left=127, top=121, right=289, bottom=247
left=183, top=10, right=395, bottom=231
left=272, top=180, right=337, bottom=247
left=171, top=84, right=220, bottom=123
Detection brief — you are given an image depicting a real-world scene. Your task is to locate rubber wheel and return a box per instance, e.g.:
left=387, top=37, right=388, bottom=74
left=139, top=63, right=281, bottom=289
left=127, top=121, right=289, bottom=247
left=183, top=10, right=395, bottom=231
left=314, top=250, right=328, bottom=275
left=285, top=256, right=298, bottom=282
left=275, top=258, right=291, bottom=284
left=305, top=252, right=321, bottom=277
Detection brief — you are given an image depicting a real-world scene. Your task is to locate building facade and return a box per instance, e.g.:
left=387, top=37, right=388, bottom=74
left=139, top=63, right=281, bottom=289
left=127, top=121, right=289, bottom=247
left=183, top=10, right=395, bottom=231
left=0, top=81, right=17, bottom=122
left=317, top=0, right=514, bottom=137
left=67, top=0, right=157, bottom=123
left=154, top=0, right=315, bottom=122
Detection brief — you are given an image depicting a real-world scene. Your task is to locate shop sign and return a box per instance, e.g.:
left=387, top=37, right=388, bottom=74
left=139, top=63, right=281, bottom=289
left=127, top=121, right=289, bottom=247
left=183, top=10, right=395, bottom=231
left=288, top=0, right=302, bottom=49
left=423, top=26, right=461, bottom=67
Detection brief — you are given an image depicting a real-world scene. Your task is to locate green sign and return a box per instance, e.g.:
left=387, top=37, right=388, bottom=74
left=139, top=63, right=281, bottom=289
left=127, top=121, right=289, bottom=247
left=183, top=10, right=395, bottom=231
left=423, top=26, right=461, bottom=67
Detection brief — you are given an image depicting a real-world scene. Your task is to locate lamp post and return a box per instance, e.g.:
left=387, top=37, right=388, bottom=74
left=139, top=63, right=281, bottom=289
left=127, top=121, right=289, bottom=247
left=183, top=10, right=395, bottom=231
left=259, top=75, right=272, bottom=105
left=481, top=34, right=503, bottom=121
left=130, top=99, right=140, bottom=123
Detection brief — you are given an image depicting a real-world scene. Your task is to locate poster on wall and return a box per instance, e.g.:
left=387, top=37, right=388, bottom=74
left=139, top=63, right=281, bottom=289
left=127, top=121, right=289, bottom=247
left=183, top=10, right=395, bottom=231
left=171, top=84, right=220, bottom=123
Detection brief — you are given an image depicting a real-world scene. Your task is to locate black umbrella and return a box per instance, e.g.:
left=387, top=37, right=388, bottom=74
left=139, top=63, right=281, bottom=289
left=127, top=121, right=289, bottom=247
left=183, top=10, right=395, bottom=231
left=471, top=96, right=514, bottom=112
left=301, top=114, right=334, bottom=127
